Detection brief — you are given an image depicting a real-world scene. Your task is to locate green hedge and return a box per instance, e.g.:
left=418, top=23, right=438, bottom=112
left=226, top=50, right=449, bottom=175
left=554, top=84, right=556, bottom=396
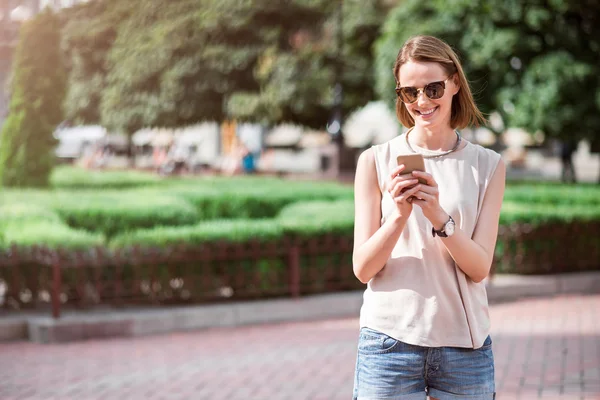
left=110, top=219, right=283, bottom=249
left=2, top=169, right=600, bottom=259
left=164, top=178, right=353, bottom=219
left=500, top=202, right=600, bottom=225
left=278, top=200, right=354, bottom=236
left=50, top=165, right=161, bottom=189
left=504, top=183, right=600, bottom=206
left=0, top=204, right=103, bottom=250
left=1, top=220, right=104, bottom=250
left=51, top=193, right=200, bottom=238
left=109, top=200, right=356, bottom=249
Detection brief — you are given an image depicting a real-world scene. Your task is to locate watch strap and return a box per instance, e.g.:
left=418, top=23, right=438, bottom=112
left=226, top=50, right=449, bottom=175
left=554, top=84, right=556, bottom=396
left=432, top=215, right=453, bottom=237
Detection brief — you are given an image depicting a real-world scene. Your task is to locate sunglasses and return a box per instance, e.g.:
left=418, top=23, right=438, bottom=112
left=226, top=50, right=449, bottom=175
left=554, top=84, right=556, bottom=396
left=395, top=77, right=452, bottom=104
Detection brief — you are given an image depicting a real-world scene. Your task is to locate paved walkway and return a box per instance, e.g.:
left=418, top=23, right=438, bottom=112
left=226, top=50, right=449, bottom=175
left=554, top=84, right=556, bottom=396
left=1, top=294, right=599, bottom=400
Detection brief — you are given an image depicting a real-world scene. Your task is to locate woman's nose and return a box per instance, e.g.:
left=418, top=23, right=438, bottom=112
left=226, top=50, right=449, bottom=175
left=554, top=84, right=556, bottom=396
left=416, top=90, right=430, bottom=106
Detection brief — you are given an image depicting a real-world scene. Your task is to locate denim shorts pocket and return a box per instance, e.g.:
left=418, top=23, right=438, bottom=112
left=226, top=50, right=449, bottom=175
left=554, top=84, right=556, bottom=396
left=358, top=327, right=400, bottom=354
left=479, top=335, right=493, bottom=350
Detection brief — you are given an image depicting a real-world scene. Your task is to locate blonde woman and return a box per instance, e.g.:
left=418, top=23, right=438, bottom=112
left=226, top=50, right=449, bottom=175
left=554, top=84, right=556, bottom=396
left=352, top=35, right=504, bottom=400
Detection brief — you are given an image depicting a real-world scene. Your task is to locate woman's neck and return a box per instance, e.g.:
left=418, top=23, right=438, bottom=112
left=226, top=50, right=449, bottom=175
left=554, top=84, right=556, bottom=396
left=409, top=125, right=458, bottom=151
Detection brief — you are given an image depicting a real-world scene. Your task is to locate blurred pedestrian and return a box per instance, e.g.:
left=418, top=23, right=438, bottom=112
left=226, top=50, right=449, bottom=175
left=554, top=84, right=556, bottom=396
left=559, top=139, right=577, bottom=183
left=352, top=35, right=505, bottom=400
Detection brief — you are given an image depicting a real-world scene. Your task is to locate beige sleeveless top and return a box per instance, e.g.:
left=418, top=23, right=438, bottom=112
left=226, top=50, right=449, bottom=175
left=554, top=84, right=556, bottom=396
left=359, top=132, right=501, bottom=349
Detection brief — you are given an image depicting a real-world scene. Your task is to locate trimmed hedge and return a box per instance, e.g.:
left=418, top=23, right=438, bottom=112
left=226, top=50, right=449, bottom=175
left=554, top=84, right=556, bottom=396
left=278, top=200, right=354, bottom=236
left=51, top=193, right=200, bottom=238
left=164, top=178, right=354, bottom=220
left=0, top=204, right=103, bottom=250
left=504, top=183, right=600, bottom=206
left=2, top=167, right=600, bottom=269
left=50, top=165, right=161, bottom=189
left=109, top=200, right=356, bottom=249
left=500, top=202, right=600, bottom=225
left=110, top=219, right=283, bottom=249
left=1, top=220, right=103, bottom=250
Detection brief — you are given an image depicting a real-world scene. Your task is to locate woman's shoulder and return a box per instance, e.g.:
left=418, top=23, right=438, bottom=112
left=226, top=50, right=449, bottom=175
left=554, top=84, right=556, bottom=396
left=461, top=140, right=504, bottom=179
left=371, top=134, right=406, bottom=156
left=463, top=140, right=501, bottom=163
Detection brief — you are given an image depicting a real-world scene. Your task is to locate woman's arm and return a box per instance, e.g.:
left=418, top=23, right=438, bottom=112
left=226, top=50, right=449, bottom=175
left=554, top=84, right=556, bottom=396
left=412, top=159, right=506, bottom=283
left=352, top=149, right=418, bottom=284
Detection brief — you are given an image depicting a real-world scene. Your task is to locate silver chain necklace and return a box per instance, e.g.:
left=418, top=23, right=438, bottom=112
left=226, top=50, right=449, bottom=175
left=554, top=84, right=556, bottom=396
left=405, top=128, right=462, bottom=159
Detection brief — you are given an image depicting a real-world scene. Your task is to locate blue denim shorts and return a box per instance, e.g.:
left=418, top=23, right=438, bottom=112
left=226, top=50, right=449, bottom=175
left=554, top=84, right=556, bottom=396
left=353, top=327, right=495, bottom=400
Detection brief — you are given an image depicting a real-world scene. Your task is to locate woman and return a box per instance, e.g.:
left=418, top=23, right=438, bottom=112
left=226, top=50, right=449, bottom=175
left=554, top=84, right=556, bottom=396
left=352, top=35, right=504, bottom=400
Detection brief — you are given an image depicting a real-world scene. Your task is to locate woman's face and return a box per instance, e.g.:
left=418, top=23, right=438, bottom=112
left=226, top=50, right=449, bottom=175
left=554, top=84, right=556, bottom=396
left=397, top=61, right=459, bottom=130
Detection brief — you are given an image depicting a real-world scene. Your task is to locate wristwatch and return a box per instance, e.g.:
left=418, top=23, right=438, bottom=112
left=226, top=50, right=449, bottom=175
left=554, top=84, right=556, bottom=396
left=432, top=215, right=455, bottom=238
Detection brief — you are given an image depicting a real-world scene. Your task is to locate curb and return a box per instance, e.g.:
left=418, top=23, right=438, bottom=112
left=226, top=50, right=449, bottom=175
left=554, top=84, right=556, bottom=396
left=1, top=271, right=599, bottom=344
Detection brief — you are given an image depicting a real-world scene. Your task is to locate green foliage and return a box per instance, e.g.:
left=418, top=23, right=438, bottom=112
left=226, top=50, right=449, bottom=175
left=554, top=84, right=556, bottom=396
left=503, top=183, right=600, bottom=206
left=100, top=0, right=221, bottom=133
left=0, top=203, right=61, bottom=225
left=110, top=219, right=282, bottom=249
left=277, top=200, right=354, bottom=236
left=227, top=0, right=388, bottom=127
left=60, top=0, right=387, bottom=131
left=375, top=0, right=600, bottom=141
left=50, top=165, right=161, bottom=189
left=167, top=177, right=354, bottom=219
left=51, top=193, right=199, bottom=238
left=0, top=220, right=103, bottom=250
left=2, top=168, right=599, bottom=261
left=0, top=203, right=102, bottom=250
left=0, top=9, right=66, bottom=187
left=500, top=202, right=600, bottom=226
left=61, top=0, right=132, bottom=124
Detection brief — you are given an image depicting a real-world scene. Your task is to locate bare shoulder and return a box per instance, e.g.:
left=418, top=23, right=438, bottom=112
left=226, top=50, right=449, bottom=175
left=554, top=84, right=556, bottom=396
left=355, top=147, right=376, bottom=180
left=354, top=147, right=380, bottom=194
left=356, top=147, right=375, bottom=169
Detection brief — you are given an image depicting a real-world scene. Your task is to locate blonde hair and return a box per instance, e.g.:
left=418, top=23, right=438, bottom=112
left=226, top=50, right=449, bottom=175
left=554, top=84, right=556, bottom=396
left=393, top=35, right=486, bottom=129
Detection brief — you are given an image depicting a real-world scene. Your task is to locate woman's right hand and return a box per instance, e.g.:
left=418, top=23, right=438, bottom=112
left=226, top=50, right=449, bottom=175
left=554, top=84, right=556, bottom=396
left=386, top=165, right=421, bottom=218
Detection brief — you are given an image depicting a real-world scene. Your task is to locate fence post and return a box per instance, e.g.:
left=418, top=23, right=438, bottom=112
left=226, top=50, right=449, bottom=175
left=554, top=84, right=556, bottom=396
left=51, top=249, right=62, bottom=319
left=113, top=248, right=123, bottom=307
left=9, top=244, right=20, bottom=310
left=288, top=244, right=300, bottom=299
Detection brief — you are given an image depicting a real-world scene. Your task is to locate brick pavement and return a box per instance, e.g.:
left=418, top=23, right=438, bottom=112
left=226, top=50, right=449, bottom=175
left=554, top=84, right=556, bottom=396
left=0, top=294, right=599, bottom=400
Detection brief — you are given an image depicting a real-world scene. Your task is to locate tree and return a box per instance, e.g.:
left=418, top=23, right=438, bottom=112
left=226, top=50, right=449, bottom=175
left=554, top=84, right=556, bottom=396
left=0, top=8, right=66, bottom=187
left=98, top=0, right=335, bottom=134
left=375, top=0, right=600, bottom=148
left=60, top=0, right=390, bottom=143
left=61, top=0, right=133, bottom=125
left=227, top=0, right=389, bottom=129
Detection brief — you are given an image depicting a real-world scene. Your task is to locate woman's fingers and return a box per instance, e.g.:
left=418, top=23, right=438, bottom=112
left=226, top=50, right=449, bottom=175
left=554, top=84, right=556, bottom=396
left=412, top=190, right=436, bottom=202
left=390, top=165, right=406, bottom=180
left=390, top=179, right=419, bottom=198
left=386, top=173, right=414, bottom=193
left=415, top=184, right=439, bottom=196
left=395, top=184, right=421, bottom=204
left=412, top=170, right=437, bottom=187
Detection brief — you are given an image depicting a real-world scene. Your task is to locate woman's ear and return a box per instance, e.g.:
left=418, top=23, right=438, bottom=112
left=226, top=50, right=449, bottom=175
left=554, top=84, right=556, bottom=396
left=452, top=74, right=461, bottom=95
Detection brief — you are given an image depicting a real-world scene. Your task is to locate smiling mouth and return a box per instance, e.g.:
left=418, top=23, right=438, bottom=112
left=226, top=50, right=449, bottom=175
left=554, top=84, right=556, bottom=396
left=416, top=107, right=438, bottom=116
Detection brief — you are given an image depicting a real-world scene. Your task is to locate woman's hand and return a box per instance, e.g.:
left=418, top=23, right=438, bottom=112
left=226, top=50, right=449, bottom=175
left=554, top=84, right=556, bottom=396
left=386, top=165, right=421, bottom=218
left=410, top=170, right=449, bottom=229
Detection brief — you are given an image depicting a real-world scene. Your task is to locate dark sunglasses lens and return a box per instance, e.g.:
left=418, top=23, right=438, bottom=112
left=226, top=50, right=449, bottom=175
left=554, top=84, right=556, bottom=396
left=399, top=87, right=418, bottom=103
left=425, top=82, right=445, bottom=99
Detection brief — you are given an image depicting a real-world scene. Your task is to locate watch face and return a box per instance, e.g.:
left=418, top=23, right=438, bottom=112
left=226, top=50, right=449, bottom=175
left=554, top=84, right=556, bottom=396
left=445, top=220, right=455, bottom=236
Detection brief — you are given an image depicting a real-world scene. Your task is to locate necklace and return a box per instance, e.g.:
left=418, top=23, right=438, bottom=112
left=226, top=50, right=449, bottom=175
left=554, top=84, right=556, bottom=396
left=405, top=127, right=462, bottom=159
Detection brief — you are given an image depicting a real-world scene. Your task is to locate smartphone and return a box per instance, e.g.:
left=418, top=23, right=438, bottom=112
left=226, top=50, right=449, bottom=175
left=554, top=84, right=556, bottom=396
left=396, top=154, right=427, bottom=185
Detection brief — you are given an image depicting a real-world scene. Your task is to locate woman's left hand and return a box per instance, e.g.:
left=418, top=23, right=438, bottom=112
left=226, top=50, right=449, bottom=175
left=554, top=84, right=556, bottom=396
left=410, top=170, right=450, bottom=230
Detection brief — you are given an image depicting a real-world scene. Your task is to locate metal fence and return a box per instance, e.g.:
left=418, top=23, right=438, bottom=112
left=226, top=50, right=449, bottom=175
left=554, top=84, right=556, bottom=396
left=1, top=222, right=599, bottom=319
left=0, top=235, right=359, bottom=318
